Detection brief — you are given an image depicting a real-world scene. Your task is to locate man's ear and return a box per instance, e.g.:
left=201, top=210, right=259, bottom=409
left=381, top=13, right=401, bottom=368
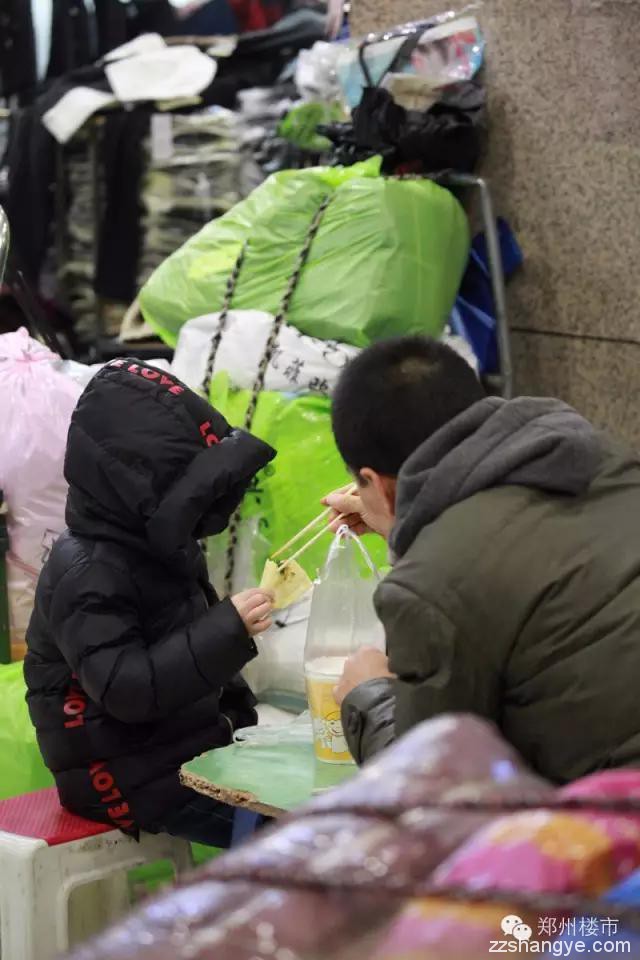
left=359, top=468, right=397, bottom=514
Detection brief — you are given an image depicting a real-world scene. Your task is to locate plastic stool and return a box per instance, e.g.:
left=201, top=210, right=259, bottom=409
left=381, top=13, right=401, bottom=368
left=0, top=787, right=193, bottom=960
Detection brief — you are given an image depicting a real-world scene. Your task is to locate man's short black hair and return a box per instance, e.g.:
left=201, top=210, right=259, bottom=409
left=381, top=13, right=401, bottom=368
left=331, top=336, right=485, bottom=476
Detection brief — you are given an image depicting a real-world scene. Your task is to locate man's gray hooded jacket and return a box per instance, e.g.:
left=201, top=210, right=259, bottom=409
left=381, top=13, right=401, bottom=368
left=342, top=397, right=640, bottom=783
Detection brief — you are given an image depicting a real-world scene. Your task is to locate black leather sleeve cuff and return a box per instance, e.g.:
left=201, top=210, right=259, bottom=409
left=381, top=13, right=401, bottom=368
left=341, top=677, right=396, bottom=765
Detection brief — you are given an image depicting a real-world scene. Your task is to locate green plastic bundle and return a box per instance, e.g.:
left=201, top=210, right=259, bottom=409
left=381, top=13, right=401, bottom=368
left=0, top=662, right=53, bottom=800
left=209, top=373, right=387, bottom=580
left=139, top=158, right=469, bottom=349
left=278, top=102, right=345, bottom=152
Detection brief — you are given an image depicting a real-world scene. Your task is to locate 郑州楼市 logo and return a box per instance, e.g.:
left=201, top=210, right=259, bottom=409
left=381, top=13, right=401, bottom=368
left=489, top=915, right=631, bottom=954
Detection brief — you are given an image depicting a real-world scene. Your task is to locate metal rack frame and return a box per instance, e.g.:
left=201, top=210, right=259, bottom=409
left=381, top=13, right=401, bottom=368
left=440, top=172, right=513, bottom=399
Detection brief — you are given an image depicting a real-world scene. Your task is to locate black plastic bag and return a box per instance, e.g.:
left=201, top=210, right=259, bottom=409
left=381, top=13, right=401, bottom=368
left=320, top=80, right=486, bottom=175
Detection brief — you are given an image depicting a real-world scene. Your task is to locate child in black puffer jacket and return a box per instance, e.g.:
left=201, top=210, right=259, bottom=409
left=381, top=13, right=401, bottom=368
left=25, top=359, right=275, bottom=845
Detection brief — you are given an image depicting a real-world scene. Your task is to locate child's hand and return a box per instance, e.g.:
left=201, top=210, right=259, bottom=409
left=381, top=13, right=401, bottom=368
left=232, top=589, right=274, bottom=636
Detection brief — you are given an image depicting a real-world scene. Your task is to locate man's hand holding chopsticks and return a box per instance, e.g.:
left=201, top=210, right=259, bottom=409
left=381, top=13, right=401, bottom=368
left=322, top=485, right=374, bottom=536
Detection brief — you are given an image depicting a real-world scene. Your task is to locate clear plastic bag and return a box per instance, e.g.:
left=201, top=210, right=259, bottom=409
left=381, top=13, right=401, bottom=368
left=304, top=526, right=385, bottom=763
left=305, top=525, right=385, bottom=666
left=336, top=6, right=485, bottom=109
left=295, top=41, right=344, bottom=103
left=243, top=593, right=312, bottom=706
left=233, top=710, right=313, bottom=747
left=207, top=517, right=311, bottom=705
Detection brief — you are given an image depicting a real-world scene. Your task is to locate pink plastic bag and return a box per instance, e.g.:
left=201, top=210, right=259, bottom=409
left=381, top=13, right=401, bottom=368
left=0, top=329, right=83, bottom=658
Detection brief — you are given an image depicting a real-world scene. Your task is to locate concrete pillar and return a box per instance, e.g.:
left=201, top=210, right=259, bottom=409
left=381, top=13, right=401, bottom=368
left=351, top=0, right=640, bottom=445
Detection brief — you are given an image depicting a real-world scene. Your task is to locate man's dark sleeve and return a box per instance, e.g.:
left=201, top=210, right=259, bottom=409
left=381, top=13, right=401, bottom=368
left=341, top=678, right=396, bottom=764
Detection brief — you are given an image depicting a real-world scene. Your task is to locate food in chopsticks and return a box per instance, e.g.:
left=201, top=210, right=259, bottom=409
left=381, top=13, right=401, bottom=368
left=260, top=558, right=313, bottom=610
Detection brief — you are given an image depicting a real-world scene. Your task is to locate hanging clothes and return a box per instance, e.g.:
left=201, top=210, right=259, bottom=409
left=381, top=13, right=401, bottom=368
left=4, top=64, right=109, bottom=283
left=94, top=0, right=176, bottom=56
left=230, top=0, right=287, bottom=32
left=94, top=110, right=150, bottom=305
left=0, top=0, right=37, bottom=98
left=5, top=8, right=325, bottom=287
left=46, top=0, right=94, bottom=82
left=173, top=0, right=239, bottom=36
left=133, top=0, right=175, bottom=35
left=199, top=9, right=326, bottom=109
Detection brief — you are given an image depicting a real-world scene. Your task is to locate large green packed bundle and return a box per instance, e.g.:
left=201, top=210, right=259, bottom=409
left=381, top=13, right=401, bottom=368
left=139, top=158, right=469, bottom=348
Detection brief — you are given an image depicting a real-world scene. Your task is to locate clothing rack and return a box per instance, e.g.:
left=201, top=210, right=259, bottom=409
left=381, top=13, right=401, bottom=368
left=52, top=104, right=216, bottom=362
left=0, top=204, right=73, bottom=358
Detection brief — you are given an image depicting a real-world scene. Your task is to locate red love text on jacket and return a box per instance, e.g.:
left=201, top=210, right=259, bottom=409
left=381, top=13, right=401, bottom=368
left=89, top=761, right=134, bottom=830
left=63, top=677, right=87, bottom=729
left=199, top=421, right=220, bottom=446
left=108, top=359, right=185, bottom=396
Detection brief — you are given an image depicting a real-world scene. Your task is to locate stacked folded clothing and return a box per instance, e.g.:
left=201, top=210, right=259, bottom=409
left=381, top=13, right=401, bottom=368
left=59, top=132, right=97, bottom=342
left=138, top=108, right=245, bottom=292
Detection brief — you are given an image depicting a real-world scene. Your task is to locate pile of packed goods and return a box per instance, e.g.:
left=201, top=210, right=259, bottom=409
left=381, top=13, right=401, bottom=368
left=4, top=8, right=640, bottom=956
left=0, top=0, right=530, bottom=929
left=64, top=714, right=640, bottom=959
left=137, top=7, right=492, bottom=709
left=0, top=5, right=506, bottom=797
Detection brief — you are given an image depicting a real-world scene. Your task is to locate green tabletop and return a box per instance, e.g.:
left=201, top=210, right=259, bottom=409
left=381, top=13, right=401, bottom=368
left=181, top=740, right=356, bottom=817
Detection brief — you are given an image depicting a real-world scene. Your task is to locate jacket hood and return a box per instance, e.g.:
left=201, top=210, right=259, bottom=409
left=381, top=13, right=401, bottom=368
left=391, top=396, right=603, bottom=557
left=64, top=359, right=275, bottom=563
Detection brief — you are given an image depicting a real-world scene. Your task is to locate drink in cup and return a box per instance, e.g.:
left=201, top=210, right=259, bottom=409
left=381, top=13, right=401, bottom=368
left=304, top=655, right=353, bottom=764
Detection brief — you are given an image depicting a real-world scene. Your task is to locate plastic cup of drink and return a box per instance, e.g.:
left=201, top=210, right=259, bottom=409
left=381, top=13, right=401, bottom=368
left=304, top=655, right=354, bottom=765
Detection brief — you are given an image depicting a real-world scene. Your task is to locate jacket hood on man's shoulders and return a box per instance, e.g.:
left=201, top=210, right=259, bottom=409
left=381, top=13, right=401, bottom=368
left=391, top=396, right=603, bottom=557
left=64, top=359, right=275, bottom=561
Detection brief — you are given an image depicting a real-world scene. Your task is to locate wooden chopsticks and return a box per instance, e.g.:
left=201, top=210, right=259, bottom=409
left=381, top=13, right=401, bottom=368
left=271, top=483, right=358, bottom=567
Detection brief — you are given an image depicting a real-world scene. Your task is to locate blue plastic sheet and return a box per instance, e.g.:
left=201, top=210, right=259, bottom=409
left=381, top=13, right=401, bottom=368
left=451, top=218, right=523, bottom=374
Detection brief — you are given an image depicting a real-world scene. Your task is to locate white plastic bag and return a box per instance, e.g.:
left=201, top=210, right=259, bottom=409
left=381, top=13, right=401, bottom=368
left=173, top=311, right=477, bottom=398
left=0, top=329, right=84, bottom=657
left=295, top=42, right=344, bottom=102
left=243, top=593, right=312, bottom=703
left=172, top=309, right=359, bottom=396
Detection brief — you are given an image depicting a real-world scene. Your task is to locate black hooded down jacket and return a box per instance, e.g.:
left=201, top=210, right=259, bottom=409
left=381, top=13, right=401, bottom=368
left=24, top=360, right=275, bottom=831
